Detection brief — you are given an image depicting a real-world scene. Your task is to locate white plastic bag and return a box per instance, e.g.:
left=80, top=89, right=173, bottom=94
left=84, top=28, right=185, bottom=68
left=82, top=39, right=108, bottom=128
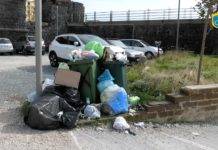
left=84, top=105, right=101, bottom=119
left=113, top=116, right=130, bottom=131
left=42, top=78, right=54, bottom=90
left=100, top=85, right=120, bottom=103
left=58, top=63, right=69, bottom=70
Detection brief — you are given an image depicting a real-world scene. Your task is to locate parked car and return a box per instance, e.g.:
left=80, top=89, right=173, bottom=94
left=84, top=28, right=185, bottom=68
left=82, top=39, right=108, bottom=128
left=49, top=34, right=127, bottom=67
left=121, top=39, right=163, bottom=59
left=0, top=38, right=14, bottom=54
left=15, top=36, right=45, bottom=55
left=108, top=39, right=145, bottom=62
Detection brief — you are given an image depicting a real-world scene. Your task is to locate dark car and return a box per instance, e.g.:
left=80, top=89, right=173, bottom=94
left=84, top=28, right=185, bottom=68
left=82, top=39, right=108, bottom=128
left=14, top=36, right=45, bottom=55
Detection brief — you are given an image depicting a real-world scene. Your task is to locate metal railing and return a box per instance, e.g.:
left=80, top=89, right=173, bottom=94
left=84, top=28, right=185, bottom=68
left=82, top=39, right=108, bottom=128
left=85, top=8, right=199, bottom=22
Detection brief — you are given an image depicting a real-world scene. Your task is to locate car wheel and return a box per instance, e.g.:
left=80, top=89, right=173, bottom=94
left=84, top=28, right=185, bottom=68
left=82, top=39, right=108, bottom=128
left=42, top=51, right=46, bottom=55
left=49, top=52, right=59, bottom=67
left=145, top=52, right=154, bottom=59
left=22, top=47, right=28, bottom=56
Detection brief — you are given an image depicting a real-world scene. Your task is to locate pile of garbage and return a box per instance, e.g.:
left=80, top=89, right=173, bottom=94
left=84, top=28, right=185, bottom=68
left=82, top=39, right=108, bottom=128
left=24, top=41, right=140, bottom=130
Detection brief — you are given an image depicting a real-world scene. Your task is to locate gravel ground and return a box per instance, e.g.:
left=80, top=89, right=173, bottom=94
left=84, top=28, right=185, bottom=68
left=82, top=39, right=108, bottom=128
left=0, top=55, right=218, bottom=150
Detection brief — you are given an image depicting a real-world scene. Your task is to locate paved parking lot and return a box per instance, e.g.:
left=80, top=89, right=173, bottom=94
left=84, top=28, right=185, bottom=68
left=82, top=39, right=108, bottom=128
left=0, top=55, right=218, bottom=150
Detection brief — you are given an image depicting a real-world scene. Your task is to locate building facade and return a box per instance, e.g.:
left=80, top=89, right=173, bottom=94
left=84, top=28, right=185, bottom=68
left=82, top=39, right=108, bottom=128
left=0, top=0, right=27, bottom=45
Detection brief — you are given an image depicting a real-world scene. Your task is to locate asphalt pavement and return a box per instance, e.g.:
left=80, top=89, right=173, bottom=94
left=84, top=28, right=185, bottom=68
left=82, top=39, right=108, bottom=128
left=0, top=55, right=218, bottom=150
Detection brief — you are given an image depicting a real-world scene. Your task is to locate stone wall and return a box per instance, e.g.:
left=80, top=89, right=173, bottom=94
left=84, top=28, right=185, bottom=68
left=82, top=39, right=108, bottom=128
left=128, top=84, right=218, bottom=122
left=39, top=0, right=85, bottom=43
left=0, top=0, right=27, bottom=43
left=68, top=20, right=218, bottom=54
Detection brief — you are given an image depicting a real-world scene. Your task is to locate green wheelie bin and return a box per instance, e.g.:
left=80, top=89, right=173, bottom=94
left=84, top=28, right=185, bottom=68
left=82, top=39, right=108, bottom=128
left=100, top=61, right=127, bottom=90
left=68, top=59, right=97, bottom=103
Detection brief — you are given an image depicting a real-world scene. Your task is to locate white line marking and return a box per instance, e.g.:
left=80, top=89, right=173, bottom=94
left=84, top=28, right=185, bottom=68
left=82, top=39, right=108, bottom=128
left=70, top=131, right=82, bottom=150
left=160, top=132, right=215, bottom=150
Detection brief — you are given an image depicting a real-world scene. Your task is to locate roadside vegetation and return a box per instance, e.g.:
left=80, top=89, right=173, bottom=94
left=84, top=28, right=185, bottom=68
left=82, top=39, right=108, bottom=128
left=127, top=51, right=218, bottom=103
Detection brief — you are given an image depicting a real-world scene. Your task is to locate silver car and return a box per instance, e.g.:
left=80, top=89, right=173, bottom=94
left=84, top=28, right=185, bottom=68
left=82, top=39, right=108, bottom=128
left=121, top=39, right=163, bottom=59
left=108, top=40, right=145, bottom=62
left=0, top=38, right=14, bottom=54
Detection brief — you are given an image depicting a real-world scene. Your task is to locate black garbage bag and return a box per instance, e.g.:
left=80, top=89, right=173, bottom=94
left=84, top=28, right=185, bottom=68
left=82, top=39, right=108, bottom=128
left=24, top=94, right=80, bottom=130
left=43, top=85, right=85, bottom=110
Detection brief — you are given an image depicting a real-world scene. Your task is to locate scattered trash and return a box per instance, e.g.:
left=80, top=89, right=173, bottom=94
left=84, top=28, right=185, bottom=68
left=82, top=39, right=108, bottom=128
left=128, top=96, right=140, bottom=106
left=96, top=127, right=104, bottom=132
left=97, top=69, right=114, bottom=82
left=55, top=69, right=81, bottom=88
left=97, top=80, right=114, bottom=93
left=81, top=50, right=99, bottom=60
left=42, top=85, right=84, bottom=109
left=100, top=85, right=120, bottom=103
left=84, top=105, right=101, bottom=119
left=58, top=63, right=70, bottom=70
left=192, top=132, right=200, bottom=136
left=85, top=41, right=105, bottom=59
left=105, top=46, right=127, bottom=62
left=70, top=50, right=82, bottom=61
left=105, top=87, right=128, bottom=115
left=152, top=124, right=160, bottom=129
left=134, top=122, right=145, bottom=128
left=24, top=94, right=80, bottom=130
left=129, top=109, right=137, bottom=116
left=42, top=78, right=54, bottom=90
left=113, top=116, right=130, bottom=131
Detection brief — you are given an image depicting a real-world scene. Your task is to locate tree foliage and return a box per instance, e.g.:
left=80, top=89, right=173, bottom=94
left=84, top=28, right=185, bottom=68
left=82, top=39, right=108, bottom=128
left=196, top=0, right=218, bottom=18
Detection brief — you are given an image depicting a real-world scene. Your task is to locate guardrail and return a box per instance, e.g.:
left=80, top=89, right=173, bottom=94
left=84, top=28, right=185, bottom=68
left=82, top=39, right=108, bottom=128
left=85, top=8, right=199, bottom=22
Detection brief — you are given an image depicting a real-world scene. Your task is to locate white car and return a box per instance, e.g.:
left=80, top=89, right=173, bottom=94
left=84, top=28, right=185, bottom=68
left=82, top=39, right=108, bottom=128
left=121, top=39, right=163, bottom=59
left=0, top=38, right=14, bottom=54
left=108, top=40, right=145, bottom=62
left=25, top=36, right=46, bottom=55
left=49, top=34, right=127, bottom=67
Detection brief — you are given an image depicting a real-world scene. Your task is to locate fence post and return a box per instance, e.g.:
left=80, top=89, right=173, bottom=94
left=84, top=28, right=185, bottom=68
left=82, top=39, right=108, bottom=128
left=84, top=14, right=87, bottom=22
left=144, top=10, right=146, bottom=20
left=110, top=11, right=113, bottom=22
left=184, top=8, right=187, bottom=19
left=168, top=8, right=171, bottom=20
left=94, top=11, right=97, bottom=21
left=190, top=8, right=193, bottom=19
left=147, top=9, right=150, bottom=20
left=127, top=10, right=130, bottom=21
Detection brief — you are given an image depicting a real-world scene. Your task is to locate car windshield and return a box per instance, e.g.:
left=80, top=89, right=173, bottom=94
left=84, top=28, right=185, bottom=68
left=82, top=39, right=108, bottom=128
left=141, top=40, right=151, bottom=46
left=77, top=35, right=110, bottom=46
left=28, top=36, right=35, bottom=41
left=108, top=40, right=128, bottom=48
left=0, top=39, right=11, bottom=44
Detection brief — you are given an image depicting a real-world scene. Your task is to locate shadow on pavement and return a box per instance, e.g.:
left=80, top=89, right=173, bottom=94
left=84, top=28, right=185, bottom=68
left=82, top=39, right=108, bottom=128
left=17, top=65, right=57, bottom=76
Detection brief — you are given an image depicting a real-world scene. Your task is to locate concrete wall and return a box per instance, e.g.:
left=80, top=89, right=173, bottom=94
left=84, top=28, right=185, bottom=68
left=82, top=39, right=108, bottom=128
left=68, top=20, right=218, bottom=54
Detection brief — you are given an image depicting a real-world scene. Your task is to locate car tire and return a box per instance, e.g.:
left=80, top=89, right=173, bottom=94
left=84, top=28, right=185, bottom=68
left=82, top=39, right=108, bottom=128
left=22, top=47, right=28, bottom=56
left=42, top=51, right=45, bottom=55
left=145, top=52, right=154, bottom=59
left=49, top=52, right=59, bottom=67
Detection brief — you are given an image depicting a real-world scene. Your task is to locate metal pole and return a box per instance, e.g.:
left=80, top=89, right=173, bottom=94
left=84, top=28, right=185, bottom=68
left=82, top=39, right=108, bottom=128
left=132, top=24, right=135, bottom=39
left=35, top=0, right=43, bottom=96
left=56, top=5, right=59, bottom=36
left=197, top=8, right=211, bottom=85
left=176, top=0, right=181, bottom=50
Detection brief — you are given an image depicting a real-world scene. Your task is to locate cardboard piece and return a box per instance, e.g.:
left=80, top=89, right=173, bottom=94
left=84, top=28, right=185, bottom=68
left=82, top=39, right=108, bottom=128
left=55, top=69, right=81, bottom=88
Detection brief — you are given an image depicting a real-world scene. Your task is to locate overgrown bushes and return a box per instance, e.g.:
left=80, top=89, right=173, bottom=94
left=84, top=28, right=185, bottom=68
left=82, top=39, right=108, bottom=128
left=127, top=51, right=218, bottom=103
